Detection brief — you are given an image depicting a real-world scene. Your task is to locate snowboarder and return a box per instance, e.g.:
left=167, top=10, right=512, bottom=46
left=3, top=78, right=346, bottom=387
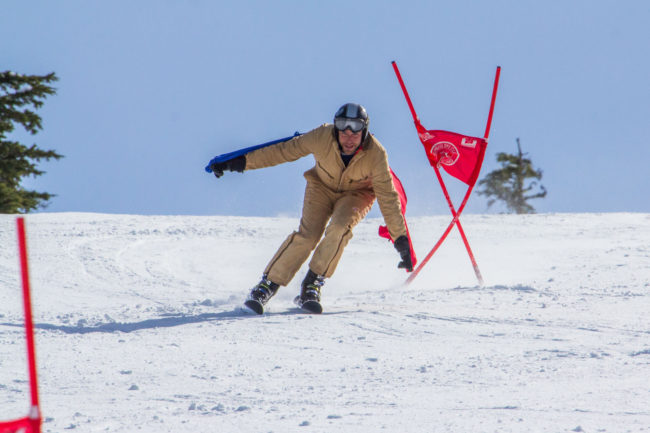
left=210, top=103, right=413, bottom=314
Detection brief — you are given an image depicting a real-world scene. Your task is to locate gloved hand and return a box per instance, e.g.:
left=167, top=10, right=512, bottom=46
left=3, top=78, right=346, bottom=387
left=394, top=235, right=413, bottom=272
left=210, top=155, right=246, bottom=178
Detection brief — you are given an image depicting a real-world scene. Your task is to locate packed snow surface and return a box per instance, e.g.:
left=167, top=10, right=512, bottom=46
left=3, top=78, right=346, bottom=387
left=1, top=212, right=649, bottom=432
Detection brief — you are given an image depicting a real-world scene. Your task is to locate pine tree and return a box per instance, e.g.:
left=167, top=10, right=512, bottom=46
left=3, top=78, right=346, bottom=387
left=0, top=71, right=62, bottom=213
left=477, top=138, right=547, bottom=214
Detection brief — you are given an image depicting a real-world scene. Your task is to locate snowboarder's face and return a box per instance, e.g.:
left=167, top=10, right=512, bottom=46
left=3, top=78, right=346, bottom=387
left=338, top=130, right=362, bottom=155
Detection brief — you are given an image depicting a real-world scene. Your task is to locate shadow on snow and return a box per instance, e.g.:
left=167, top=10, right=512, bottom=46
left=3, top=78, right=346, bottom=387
left=0, top=309, right=350, bottom=334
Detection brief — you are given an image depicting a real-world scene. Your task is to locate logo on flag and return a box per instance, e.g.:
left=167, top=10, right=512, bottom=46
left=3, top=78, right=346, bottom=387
left=416, top=122, right=487, bottom=186
left=430, top=141, right=459, bottom=166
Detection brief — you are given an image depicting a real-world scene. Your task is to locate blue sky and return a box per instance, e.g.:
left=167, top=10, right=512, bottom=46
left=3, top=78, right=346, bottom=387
left=3, top=0, right=649, bottom=217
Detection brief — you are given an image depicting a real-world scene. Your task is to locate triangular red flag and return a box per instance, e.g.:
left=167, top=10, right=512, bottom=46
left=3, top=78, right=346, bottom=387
left=378, top=168, right=417, bottom=269
left=415, top=122, right=487, bottom=186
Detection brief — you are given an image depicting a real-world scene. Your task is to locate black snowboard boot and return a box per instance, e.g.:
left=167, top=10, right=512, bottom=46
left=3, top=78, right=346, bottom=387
left=244, top=276, right=279, bottom=314
left=294, top=269, right=324, bottom=314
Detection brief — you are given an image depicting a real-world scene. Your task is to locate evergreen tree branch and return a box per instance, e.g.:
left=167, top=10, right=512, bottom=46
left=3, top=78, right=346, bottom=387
left=0, top=71, right=62, bottom=213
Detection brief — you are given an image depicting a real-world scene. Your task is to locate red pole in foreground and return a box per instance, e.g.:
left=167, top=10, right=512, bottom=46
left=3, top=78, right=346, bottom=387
left=16, top=217, right=41, bottom=431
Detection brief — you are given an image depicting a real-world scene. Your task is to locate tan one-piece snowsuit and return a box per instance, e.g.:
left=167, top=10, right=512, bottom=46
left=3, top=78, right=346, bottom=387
left=244, top=124, right=407, bottom=286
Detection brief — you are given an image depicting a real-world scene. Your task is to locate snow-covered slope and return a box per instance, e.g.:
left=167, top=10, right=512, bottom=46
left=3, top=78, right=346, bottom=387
left=1, top=213, right=649, bottom=432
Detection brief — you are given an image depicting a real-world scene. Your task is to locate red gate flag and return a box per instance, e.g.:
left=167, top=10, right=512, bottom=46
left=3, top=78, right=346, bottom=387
left=415, top=122, right=487, bottom=187
left=392, top=61, right=501, bottom=286
left=0, top=416, right=37, bottom=433
left=378, top=168, right=417, bottom=269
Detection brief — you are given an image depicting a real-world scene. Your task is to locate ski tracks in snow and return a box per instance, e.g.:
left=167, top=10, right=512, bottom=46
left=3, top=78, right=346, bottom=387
left=1, top=213, right=649, bottom=432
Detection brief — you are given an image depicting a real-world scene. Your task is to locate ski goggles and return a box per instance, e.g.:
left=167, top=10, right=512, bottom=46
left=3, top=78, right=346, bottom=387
left=334, top=117, right=366, bottom=133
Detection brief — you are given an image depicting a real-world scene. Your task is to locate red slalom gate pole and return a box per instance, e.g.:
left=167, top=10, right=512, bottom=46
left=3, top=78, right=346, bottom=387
left=391, top=61, right=419, bottom=124
left=405, top=163, right=484, bottom=286
left=16, top=217, right=41, bottom=432
left=394, top=63, right=501, bottom=287
left=432, top=165, right=484, bottom=285
left=392, top=60, right=480, bottom=284
left=404, top=178, right=477, bottom=285
left=484, top=66, right=501, bottom=141
left=407, top=66, right=500, bottom=285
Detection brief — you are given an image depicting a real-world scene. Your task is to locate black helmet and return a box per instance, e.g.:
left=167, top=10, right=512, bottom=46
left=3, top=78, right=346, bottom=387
left=334, top=103, right=369, bottom=141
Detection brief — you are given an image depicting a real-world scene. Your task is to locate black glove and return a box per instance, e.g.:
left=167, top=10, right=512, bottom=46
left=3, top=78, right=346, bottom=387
left=210, top=155, right=246, bottom=178
left=394, top=235, right=413, bottom=272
